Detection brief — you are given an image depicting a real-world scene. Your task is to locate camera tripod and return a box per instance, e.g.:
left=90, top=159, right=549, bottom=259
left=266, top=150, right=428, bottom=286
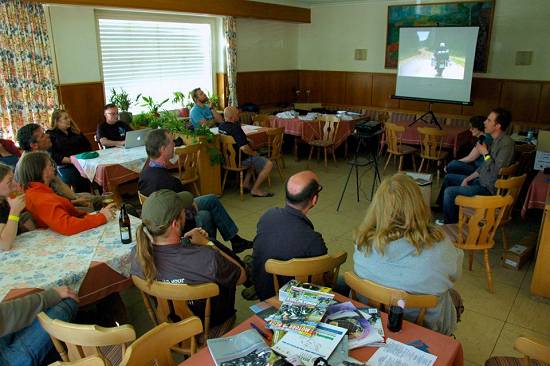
left=336, top=129, right=383, bottom=211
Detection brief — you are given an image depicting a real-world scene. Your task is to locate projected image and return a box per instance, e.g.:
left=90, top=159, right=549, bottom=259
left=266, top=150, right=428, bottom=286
left=398, top=30, right=466, bottom=80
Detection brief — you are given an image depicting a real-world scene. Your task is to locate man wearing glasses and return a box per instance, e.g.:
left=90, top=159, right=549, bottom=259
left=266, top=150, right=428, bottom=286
left=96, top=104, right=132, bottom=148
left=250, top=170, right=327, bottom=300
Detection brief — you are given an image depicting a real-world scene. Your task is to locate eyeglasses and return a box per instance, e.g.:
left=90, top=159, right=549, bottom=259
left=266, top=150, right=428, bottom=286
left=105, top=112, right=119, bottom=115
left=316, top=185, right=323, bottom=194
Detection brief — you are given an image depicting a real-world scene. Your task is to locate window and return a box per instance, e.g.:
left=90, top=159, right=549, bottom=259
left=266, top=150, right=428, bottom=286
left=97, top=14, right=214, bottom=113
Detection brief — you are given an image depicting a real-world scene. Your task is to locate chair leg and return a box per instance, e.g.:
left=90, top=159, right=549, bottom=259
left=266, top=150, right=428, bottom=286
left=418, top=158, right=425, bottom=172
left=323, top=147, right=328, bottom=171
left=468, top=251, right=474, bottom=271
left=221, top=170, right=229, bottom=193
left=239, top=171, right=244, bottom=201
left=484, top=249, right=494, bottom=293
left=308, top=145, right=314, bottom=166
left=501, top=226, right=509, bottom=250
left=398, top=156, right=404, bottom=171
left=332, top=146, right=337, bottom=164
left=276, top=160, right=284, bottom=181
left=384, top=153, right=392, bottom=172
left=193, top=182, right=200, bottom=196
left=411, top=154, right=417, bottom=171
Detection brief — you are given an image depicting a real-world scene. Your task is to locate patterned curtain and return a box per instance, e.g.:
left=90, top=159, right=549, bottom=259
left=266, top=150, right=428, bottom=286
left=0, top=0, right=57, bottom=138
left=223, top=16, right=238, bottom=107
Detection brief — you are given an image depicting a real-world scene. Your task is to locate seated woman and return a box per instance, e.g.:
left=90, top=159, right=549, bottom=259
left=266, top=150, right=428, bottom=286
left=0, top=163, right=28, bottom=251
left=0, top=286, right=78, bottom=366
left=445, top=115, right=490, bottom=176
left=16, top=151, right=115, bottom=235
left=353, top=174, right=463, bottom=336
left=130, top=190, right=246, bottom=336
left=48, top=109, right=93, bottom=193
left=0, top=138, right=21, bottom=168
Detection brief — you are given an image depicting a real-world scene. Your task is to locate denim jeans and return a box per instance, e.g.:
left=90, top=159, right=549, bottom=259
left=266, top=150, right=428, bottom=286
left=194, top=194, right=238, bottom=241
left=0, top=298, right=78, bottom=366
left=445, top=160, right=477, bottom=176
left=57, top=165, right=91, bottom=193
left=442, top=174, right=491, bottom=224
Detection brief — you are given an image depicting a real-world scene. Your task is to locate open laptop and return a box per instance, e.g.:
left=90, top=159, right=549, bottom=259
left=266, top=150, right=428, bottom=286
left=124, top=128, right=152, bottom=149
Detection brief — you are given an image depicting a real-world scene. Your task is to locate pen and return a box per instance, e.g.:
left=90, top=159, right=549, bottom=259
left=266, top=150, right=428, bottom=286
left=250, top=322, right=272, bottom=342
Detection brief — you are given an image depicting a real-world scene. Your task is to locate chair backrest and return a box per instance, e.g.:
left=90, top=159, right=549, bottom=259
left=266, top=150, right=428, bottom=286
left=37, top=312, right=136, bottom=365
left=454, top=194, right=513, bottom=250
left=495, top=174, right=527, bottom=224
left=239, top=111, right=256, bottom=125
left=93, top=135, right=105, bottom=150
left=498, top=161, right=519, bottom=179
left=219, top=134, right=242, bottom=170
left=417, top=127, right=447, bottom=159
left=514, top=336, right=550, bottom=364
left=265, top=251, right=347, bottom=292
left=344, top=272, right=438, bottom=326
left=252, top=114, right=271, bottom=127
left=266, top=127, right=284, bottom=160
left=119, top=317, right=203, bottom=366
left=315, top=115, right=340, bottom=143
left=175, top=144, right=200, bottom=184
left=50, top=356, right=106, bottom=366
left=138, top=191, right=147, bottom=205
left=384, top=122, right=406, bottom=154
left=131, top=275, right=219, bottom=343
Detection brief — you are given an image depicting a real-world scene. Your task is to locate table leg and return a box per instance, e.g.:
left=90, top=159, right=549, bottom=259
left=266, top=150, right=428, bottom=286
left=294, top=136, right=300, bottom=161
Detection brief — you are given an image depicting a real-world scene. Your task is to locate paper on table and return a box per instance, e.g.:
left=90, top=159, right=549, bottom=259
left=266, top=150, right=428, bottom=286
left=367, top=338, right=437, bottom=366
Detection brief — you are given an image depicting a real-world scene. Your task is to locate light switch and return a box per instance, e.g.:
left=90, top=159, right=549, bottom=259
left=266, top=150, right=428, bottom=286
left=355, top=49, right=367, bottom=61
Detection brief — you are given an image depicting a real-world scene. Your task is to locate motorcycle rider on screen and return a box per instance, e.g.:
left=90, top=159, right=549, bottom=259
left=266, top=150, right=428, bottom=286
left=432, top=42, right=450, bottom=77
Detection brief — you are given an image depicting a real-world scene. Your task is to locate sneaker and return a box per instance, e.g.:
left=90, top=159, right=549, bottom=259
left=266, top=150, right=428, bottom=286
left=435, top=219, right=445, bottom=226
left=242, top=286, right=259, bottom=301
left=232, top=239, right=253, bottom=254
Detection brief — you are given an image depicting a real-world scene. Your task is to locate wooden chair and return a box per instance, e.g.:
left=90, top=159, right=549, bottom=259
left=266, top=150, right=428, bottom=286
left=383, top=122, right=417, bottom=172
left=265, top=251, right=347, bottom=292
left=265, top=127, right=285, bottom=184
left=131, top=275, right=219, bottom=347
left=252, top=114, right=271, bottom=128
left=50, top=356, right=106, bottom=366
left=499, top=161, right=520, bottom=179
left=174, top=144, right=201, bottom=195
left=307, top=115, right=340, bottom=171
left=495, top=174, right=528, bottom=250
left=219, top=134, right=251, bottom=201
left=344, top=272, right=438, bottom=326
left=138, top=191, right=147, bottom=205
left=417, top=127, right=448, bottom=183
left=94, top=135, right=105, bottom=150
left=37, top=312, right=136, bottom=366
left=443, top=195, right=513, bottom=293
left=119, top=317, right=203, bottom=366
left=485, top=337, right=550, bottom=366
left=239, top=111, right=256, bottom=125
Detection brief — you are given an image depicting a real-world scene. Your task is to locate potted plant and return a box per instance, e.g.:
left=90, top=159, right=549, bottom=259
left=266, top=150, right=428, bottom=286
left=206, top=91, right=220, bottom=110
left=109, top=88, right=133, bottom=124
left=138, top=95, right=169, bottom=117
left=173, top=91, right=193, bottom=118
left=130, top=112, right=155, bottom=130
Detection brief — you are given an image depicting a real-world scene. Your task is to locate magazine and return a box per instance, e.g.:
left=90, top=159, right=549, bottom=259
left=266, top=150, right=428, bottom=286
left=279, top=280, right=334, bottom=304
left=207, top=329, right=272, bottom=366
left=367, top=338, right=437, bottom=366
left=325, top=302, right=385, bottom=349
left=266, top=295, right=332, bottom=336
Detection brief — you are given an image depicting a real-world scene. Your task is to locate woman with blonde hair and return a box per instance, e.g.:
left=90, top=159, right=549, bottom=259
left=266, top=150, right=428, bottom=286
left=353, top=173, right=463, bottom=335
left=48, top=109, right=92, bottom=192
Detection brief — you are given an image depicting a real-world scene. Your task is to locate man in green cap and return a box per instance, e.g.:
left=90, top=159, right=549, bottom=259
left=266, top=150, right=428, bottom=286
left=130, top=189, right=247, bottom=334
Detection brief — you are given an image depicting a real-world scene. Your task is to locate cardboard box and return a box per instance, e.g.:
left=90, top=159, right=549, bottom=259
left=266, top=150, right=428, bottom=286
left=502, top=244, right=534, bottom=271
left=534, top=130, right=550, bottom=170
left=404, top=172, right=432, bottom=208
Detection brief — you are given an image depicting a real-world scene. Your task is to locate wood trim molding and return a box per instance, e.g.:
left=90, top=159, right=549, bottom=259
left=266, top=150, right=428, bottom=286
left=34, top=0, right=310, bottom=23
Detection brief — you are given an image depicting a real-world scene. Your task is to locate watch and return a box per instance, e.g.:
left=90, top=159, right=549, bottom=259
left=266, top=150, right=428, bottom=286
left=484, top=154, right=491, bottom=161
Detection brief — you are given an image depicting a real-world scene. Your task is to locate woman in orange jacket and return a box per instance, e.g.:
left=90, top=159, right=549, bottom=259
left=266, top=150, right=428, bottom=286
left=16, top=151, right=116, bottom=235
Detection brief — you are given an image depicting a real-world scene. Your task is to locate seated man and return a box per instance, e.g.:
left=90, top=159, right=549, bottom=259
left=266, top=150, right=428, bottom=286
left=96, top=103, right=132, bottom=148
left=130, top=190, right=246, bottom=334
left=438, top=108, right=515, bottom=224
left=0, top=286, right=78, bottom=365
left=138, top=128, right=253, bottom=253
left=445, top=115, right=492, bottom=176
left=218, top=106, right=273, bottom=197
left=252, top=170, right=327, bottom=301
left=189, top=88, right=223, bottom=128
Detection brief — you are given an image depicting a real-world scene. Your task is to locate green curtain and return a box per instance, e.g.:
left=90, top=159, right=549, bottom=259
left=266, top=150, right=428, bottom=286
left=223, top=16, right=238, bottom=107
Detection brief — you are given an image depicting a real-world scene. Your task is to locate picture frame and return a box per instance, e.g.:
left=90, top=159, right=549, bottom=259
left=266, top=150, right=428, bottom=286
left=385, top=0, right=495, bottom=72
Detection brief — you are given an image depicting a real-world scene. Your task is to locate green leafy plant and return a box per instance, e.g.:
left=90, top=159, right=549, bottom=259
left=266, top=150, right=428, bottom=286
left=206, top=91, right=219, bottom=109
left=172, top=91, right=193, bottom=109
left=109, top=88, right=132, bottom=112
left=131, top=112, right=155, bottom=129
left=139, top=95, right=169, bottom=116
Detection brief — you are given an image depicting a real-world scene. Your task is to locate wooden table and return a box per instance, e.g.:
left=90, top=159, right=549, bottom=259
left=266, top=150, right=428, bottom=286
left=180, top=293, right=464, bottom=366
left=0, top=216, right=140, bottom=306
left=521, top=171, right=550, bottom=218
left=531, top=187, right=550, bottom=298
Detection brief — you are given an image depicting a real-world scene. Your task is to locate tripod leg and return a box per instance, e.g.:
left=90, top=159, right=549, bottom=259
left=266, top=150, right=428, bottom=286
left=384, top=153, right=392, bottom=172
left=418, top=158, right=425, bottom=172
left=337, top=162, right=355, bottom=211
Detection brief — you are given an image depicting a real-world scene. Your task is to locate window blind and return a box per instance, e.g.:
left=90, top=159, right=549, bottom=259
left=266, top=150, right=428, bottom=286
left=97, top=17, right=213, bottom=113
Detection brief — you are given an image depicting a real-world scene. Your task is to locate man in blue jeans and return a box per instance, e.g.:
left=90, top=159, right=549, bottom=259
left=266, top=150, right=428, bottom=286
left=438, top=108, right=515, bottom=224
left=0, top=286, right=78, bottom=366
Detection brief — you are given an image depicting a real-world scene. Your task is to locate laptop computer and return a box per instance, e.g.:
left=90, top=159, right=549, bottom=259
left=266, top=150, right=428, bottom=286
left=124, top=128, right=152, bottom=149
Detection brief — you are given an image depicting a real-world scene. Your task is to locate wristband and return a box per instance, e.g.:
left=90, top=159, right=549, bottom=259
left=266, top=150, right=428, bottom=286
left=206, top=241, right=215, bottom=247
left=8, top=215, right=20, bottom=222
left=484, top=154, right=491, bottom=161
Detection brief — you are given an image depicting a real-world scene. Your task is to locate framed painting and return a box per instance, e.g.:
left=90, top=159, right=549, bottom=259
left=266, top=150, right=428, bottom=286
left=385, top=1, right=495, bottom=72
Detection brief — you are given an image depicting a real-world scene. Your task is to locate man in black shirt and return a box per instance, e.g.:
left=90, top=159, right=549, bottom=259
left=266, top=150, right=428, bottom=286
left=252, top=170, right=328, bottom=300
left=218, top=106, right=273, bottom=197
left=96, top=104, right=132, bottom=148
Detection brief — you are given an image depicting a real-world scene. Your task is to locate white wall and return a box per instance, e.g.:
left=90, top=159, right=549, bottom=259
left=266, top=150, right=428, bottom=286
left=236, top=18, right=299, bottom=72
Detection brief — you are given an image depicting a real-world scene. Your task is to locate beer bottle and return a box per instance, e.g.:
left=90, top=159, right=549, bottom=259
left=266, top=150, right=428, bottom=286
left=119, top=204, right=132, bottom=244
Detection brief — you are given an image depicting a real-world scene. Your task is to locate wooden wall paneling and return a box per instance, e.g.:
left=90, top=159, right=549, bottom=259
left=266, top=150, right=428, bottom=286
left=499, top=80, right=542, bottom=122
left=371, top=73, right=398, bottom=109
left=462, top=77, right=502, bottom=117
left=536, top=82, right=550, bottom=125
left=432, top=103, right=463, bottom=115
left=398, top=99, right=428, bottom=112
left=298, top=70, right=323, bottom=103
left=345, top=72, right=372, bottom=106
left=321, top=71, right=347, bottom=105
left=57, top=82, right=105, bottom=150
left=273, top=70, right=298, bottom=106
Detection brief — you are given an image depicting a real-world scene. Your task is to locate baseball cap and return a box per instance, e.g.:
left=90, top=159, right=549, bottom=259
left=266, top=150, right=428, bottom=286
left=141, top=189, right=194, bottom=228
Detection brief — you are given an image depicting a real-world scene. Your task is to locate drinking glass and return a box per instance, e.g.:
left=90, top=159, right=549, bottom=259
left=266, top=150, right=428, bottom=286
left=387, top=294, right=404, bottom=332
left=101, top=192, right=116, bottom=208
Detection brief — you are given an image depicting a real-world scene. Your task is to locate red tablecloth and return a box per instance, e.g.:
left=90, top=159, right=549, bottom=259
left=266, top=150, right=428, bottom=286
left=179, top=293, right=463, bottom=366
left=522, top=171, right=550, bottom=218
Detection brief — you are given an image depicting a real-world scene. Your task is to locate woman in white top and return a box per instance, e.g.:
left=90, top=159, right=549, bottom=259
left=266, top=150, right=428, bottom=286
left=353, top=174, right=463, bottom=335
